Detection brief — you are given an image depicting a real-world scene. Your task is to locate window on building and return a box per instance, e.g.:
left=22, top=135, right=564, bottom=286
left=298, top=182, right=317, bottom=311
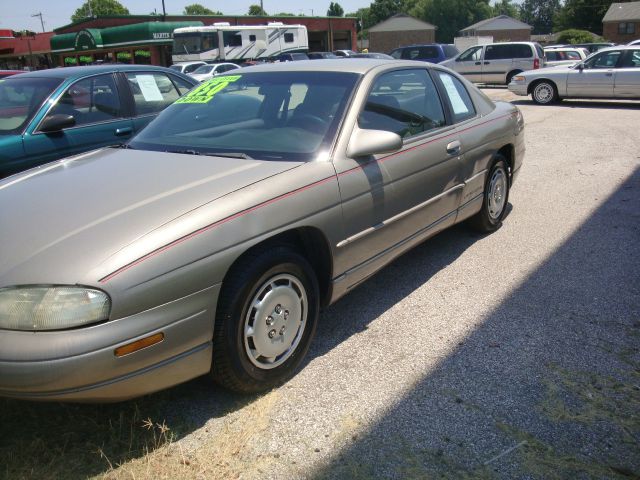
left=618, top=22, right=636, bottom=35
left=284, top=33, right=294, bottom=43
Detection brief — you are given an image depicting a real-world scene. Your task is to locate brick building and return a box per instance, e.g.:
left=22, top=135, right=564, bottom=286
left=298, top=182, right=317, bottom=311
left=0, top=30, right=54, bottom=70
left=603, top=2, right=640, bottom=43
left=459, top=15, right=532, bottom=42
left=50, top=15, right=357, bottom=67
left=368, top=14, right=436, bottom=53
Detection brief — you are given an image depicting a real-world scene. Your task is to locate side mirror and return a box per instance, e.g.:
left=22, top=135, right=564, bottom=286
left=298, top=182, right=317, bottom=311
left=347, top=128, right=402, bottom=158
left=39, top=114, right=76, bottom=133
left=577, top=63, right=584, bottom=71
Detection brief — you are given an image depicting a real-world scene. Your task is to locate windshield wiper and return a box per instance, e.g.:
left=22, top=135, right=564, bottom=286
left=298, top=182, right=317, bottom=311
left=167, top=149, right=252, bottom=159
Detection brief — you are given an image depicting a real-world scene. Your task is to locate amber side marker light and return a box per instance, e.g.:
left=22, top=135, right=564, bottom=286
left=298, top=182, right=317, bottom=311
left=115, top=333, right=164, bottom=357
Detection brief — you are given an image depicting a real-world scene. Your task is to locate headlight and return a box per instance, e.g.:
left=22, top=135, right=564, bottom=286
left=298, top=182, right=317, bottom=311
left=0, top=286, right=111, bottom=331
left=513, top=75, right=525, bottom=82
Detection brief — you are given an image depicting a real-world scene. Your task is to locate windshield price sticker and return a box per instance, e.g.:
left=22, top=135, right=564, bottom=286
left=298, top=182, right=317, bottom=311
left=176, top=75, right=242, bottom=104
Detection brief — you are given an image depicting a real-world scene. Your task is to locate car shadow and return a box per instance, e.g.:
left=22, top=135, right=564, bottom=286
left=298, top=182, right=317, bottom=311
left=0, top=209, right=500, bottom=478
left=309, top=168, right=640, bottom=479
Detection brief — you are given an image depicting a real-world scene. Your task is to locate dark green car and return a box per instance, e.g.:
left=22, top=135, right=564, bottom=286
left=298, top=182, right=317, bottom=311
left=0, top=65, right=197, bottom=178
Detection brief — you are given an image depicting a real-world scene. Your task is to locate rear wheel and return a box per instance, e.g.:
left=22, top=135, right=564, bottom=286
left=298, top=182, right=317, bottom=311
left=531, top=80, right=558, bottom=105
left=506, top=70, right=521, bottom=85
left=211, top=246, right=319, bottom=393
left=468, top=156, right=509, bottom=233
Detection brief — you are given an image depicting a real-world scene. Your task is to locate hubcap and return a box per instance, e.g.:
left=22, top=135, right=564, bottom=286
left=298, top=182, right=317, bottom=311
left=487, top=167, right=507, bottom=220
left=534, top=83, right=553, bottom=103
left=243, top=273, right=307, bottom=369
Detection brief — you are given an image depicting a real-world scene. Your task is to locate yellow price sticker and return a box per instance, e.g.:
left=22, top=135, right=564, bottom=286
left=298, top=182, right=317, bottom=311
left=176, top=74, right=242, bottom=104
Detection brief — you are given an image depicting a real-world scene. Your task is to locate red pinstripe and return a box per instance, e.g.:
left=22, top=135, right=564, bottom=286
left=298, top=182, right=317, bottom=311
left=99, top=112, right=513, bottom=283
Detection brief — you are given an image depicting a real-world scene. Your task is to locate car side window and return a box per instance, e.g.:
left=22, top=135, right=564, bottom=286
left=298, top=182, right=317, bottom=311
left=485, top=44, right=511, bottom=60
left=546, top=51, right=558, bottom=61
left=621, top=50, right=640, bottom=68
left=126, top=72, right=181, bottom=116
left=168, top=74, right=195, bottom=95
left=183, top=63, right=203, bottom=74
left=458, top=46, right=482, bottom=62
left=358, top=69, right=446, bottom=139
left=47, top=74, right=122, bottom=127
left=436, top=71, right=476, bottom=123
left=390, top=49, right=402, bottom=59
left=586, top=51, right=622, bottom=69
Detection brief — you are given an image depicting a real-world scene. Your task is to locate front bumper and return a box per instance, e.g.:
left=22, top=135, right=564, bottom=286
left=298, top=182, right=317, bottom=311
left=0, top=284, right=219, bottom=402
left=508, top=82, right=528, bottom=96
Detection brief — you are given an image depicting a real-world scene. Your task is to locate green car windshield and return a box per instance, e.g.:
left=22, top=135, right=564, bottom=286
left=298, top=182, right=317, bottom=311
left=129, top=71, right=360, bottom=161
left=0, top=77, right=63, bottom=135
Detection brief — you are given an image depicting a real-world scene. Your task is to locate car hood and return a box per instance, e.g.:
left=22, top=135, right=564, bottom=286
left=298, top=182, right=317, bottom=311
left=0, top=148, right=302, bottom=286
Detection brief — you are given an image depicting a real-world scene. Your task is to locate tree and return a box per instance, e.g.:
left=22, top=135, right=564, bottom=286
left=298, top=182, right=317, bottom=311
left=556, top=29, right=599, bottom=44
left=369, top=0, right=405, bottom=25
left=346, top=7, right=373, bottom=39
left=71, top=0, right=129, bottom=22
left=183, top=4, right=222, bottom=15
left=248, top=4, right=267, bottom=15
left=519, top=0, right=560, bottom=34
left=410, top=0, right=492, bottom=43
left=327, top=2, right=345, bottom=16
left=492, top=0, right=519, bottom=19
left=554, top=0, right=624, bottom=35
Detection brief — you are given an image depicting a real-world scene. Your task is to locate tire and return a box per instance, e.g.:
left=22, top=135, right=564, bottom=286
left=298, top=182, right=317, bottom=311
left=211, top=246, right=319, bottom=393
left=531, top=80, right=558, bottom=105
left=468, top=156, right=510, bottom=233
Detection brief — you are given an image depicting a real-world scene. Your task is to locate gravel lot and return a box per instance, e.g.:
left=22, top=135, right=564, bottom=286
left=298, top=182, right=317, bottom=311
left=1, top=89, right=639, bottom=480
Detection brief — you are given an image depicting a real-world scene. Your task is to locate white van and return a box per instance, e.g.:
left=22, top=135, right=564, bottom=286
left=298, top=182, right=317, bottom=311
left=441, top=42, right=546, bottom=85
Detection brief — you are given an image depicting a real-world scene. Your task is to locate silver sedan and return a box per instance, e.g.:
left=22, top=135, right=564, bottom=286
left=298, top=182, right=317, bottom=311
left=0, top=60, right=524, bottom=401
left=509, top=45, right=640, bottom=104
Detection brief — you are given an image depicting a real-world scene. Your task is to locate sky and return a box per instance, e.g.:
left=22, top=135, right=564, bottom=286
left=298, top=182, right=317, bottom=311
left=0, top=0, right=374, bottom=32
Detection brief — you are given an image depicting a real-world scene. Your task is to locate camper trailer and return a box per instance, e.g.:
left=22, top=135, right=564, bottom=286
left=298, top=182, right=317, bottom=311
left=172, top=23, right=308, bottom=63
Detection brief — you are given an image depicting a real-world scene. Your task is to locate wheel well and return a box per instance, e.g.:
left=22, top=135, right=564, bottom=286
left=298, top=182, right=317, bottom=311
left=506, top=69, right=522, bottom=82
left=224, top=227, right=333, bottom=307
left=528, top=78, right=556, bottom=95
left=496, top=144, right=514, bottom=186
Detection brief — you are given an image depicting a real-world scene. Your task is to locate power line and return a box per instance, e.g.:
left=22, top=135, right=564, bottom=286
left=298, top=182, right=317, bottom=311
left=31, top=12, right=45, bottom=32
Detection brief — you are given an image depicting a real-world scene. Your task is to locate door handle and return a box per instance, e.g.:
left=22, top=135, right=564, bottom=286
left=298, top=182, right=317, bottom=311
left=446, top=141, right=461, bottom=156
left=115, top=127, right=133, bottom=136
left=484, top=61, right=490, bottom=65
left=475, top=61, right=481, bottom=65
left=605, top=72, right=613, bottom=77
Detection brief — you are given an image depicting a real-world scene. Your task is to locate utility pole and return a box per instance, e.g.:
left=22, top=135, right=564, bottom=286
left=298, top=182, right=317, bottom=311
left=162, top=0, right=166, bottom=21
left=31, top=12, right=45, bottom=33
left=260, top=0, right=264, bottom=14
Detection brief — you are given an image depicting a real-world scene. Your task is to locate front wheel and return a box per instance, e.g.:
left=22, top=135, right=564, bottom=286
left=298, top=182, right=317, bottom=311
left=531, top=81, right=558, bottom=105
left=468, top=156, right=510, bottom=233
left=211, top=246, right=319, bottom=393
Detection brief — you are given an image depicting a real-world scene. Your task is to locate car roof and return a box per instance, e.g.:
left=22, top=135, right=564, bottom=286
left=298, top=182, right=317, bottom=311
left=237, top=58, right=432, bottom=75
left=13, top=64, right=179, bottom=79
left=172, top=61, right=206, bottom=65
left=596, top=45, right=639, bottom=53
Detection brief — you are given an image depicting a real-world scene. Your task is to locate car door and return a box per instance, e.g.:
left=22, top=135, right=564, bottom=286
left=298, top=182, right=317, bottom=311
left=567, top=50, right=623, bottom=98
left=23, top=73, right=133, bottom=164
left=333, top=67, right=462, bottom=276
left=124, top=71, right=187, bottom=132
left=482, top=44, right=513, bottom=84
left=614, top=48, right=640, bottom=98
left=450, top=46, right=484, bottom=83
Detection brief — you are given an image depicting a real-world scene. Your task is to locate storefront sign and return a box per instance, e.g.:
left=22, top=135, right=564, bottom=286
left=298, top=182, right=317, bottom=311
left=74, top=30, right=97, bottom=50
left=152, top=32, right=172, bottom=39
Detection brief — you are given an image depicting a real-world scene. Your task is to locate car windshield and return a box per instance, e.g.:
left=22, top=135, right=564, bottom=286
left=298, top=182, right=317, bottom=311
left=129, top=71, right=360, bottom=161
left=193, top=65, right=214, bottom=74
left=0, top=76, right=63, bottom=134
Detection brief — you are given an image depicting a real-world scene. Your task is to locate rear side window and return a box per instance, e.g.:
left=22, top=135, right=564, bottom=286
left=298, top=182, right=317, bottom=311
left=535, top=45, right=545, bottom=58
left=546, top=51, right=559, bottom=61
left=436, top=71, right=476, bottom=123
left=622, top=50, right=640, bottom=68
left=512, top=44, right=533, bottom=58
left=587, top=51, right=622, bottom=69
left=485, top=44, right=511, bottom=60
left=390, top=49, right=402, bottom=59
left=359, top=69, right=446, bottom=139
left=443, top=45, right=459, bottom=58
left=169, top=74, right=195, bottom=95
left=126, top=72, right=181, bottom=116
left=183, top=63, right=203, bottom=74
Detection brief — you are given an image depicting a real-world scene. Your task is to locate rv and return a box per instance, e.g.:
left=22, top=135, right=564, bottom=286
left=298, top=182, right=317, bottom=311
left=172, top=23, right=308, bottom=63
